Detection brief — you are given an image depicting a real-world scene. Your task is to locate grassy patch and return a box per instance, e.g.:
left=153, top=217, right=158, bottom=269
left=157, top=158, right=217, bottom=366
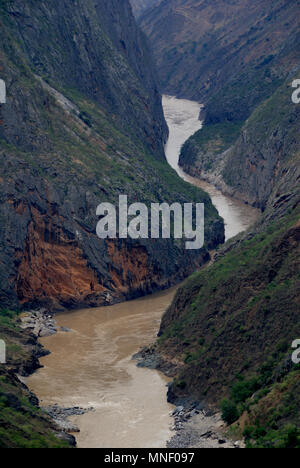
left=0, top=372, right=70, bottom=448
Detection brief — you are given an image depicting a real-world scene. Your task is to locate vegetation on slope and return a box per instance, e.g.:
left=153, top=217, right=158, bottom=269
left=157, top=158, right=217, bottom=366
left=180, top=121, right=243, bottom=172
left=157, top=206, right=300, bottom=448
left=220, top=75, right=300, bottom=206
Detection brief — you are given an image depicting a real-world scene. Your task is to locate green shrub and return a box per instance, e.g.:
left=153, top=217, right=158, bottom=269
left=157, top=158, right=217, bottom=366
left=244, top=424, right=300, bottom=449
left=231, top=377, right=260, bottom=404
left=220, top=399, right=239, bottom=425
left=175, top=380, right=187, bottom=390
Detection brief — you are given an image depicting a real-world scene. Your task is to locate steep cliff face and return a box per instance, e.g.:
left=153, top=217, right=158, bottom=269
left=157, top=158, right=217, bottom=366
left=140, top=0, right=300, bottom=102
left=0, top=0, right=224, bottom=311
left=1, top=0, right=167, bottom=158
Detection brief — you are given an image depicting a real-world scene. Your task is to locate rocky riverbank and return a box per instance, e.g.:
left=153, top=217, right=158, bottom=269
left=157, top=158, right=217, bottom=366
left=168, top=405, right=244, bottom=449
left=43, top=405, right=95, bottom=434
left=20, top=309, right=74, bottom=338
left=20, top=309, right=58, bottom=338
left=133, top=347, right=244, bottom=449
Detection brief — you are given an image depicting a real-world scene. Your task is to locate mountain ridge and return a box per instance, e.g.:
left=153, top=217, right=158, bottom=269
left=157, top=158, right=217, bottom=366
left=140, top=0, right=300, bottom=102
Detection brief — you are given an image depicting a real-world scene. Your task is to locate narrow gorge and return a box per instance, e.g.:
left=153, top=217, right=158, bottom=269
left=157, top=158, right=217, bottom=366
left=26, top=95, right=259, bottom=448
left=0, top=0, right=299, bottom=450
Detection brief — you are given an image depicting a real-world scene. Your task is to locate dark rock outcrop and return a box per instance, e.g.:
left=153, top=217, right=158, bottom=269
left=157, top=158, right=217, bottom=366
left=1, top=0, right=167, bottom=158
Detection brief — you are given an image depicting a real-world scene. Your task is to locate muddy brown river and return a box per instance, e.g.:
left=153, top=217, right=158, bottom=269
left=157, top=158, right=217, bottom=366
left=27, top=96, right=260, bottom=448
left=163, top=96, right=259, bottom=240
